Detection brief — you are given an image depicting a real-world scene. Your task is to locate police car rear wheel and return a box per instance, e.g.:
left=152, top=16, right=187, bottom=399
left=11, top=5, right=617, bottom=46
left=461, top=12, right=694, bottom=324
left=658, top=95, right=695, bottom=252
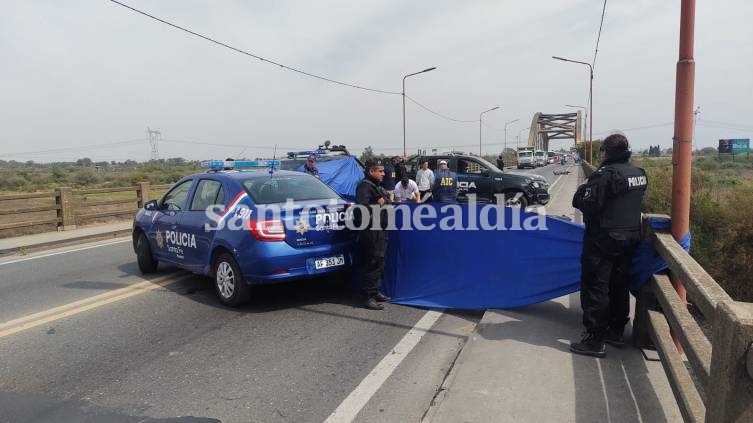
left=214, top=253, right=251, bottom=307
left=135, top=232, right=158, bottom=274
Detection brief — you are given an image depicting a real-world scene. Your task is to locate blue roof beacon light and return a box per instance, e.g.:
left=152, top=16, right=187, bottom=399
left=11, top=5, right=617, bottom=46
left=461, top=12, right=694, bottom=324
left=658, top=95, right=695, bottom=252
left=201, top=160, right=282, bottom=170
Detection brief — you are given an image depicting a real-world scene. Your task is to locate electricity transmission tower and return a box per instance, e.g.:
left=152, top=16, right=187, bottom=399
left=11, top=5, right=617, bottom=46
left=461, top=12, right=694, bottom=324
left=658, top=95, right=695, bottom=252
left=147, top=127, right=161, bottom=161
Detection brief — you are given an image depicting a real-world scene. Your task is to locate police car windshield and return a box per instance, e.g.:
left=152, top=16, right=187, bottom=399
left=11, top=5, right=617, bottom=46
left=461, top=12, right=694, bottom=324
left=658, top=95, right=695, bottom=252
left=243, top=176, right=340, bottom=204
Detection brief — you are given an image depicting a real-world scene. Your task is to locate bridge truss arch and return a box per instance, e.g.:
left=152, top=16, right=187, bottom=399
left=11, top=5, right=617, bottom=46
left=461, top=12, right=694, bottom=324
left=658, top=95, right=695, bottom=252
left=525, top=112, right=583, bottom=151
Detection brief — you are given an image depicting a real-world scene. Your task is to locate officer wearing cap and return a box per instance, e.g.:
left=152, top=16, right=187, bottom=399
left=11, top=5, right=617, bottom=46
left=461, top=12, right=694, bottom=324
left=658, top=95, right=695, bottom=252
left=570, top=133, right=648, bottom=358
left=354, top=158, right=392, bottom=310
left=304, top=155, right=320, bottom=178
left=432, top=160, right=458, bottom=203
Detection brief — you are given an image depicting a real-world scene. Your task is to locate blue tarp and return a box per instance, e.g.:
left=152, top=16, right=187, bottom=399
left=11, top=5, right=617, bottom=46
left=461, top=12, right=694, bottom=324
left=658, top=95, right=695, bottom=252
left=297, top=156, right=363, bottom=201
left=377, top=203, right=689, bottom=309
left=631, top=216, right=691, bottom=291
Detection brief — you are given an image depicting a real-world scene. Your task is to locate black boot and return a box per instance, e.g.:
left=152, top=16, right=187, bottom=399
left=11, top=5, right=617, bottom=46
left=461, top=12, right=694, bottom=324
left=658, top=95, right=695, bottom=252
left=364, top=297, right=384, bottom=310
left=373, top=292, right=391, bottom=302
left=604, top=327, right=625, bottom=347
left=570, top=333, right=606, bottom=358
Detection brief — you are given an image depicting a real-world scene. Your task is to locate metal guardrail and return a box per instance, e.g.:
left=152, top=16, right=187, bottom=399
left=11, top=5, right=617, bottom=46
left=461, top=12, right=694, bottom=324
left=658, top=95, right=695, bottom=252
left=633, top=215, right=753, bottom=423
left=0, top=182, right=172, bottom=233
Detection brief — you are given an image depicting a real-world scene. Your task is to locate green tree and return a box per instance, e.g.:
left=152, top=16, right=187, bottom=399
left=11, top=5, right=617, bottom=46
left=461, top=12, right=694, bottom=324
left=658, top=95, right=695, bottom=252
left=76, top=157, right=93, bottom=167
left=360, top=146, right=375, bottom=163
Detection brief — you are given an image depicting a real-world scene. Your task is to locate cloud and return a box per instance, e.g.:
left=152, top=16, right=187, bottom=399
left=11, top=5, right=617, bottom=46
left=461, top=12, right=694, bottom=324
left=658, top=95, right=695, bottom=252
left=0, top=0, right=751, bottom=161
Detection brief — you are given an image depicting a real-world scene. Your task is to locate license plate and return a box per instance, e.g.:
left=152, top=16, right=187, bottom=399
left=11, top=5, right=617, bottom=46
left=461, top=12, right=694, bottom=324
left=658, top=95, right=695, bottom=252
left=314, top=254, right=345, bottom=270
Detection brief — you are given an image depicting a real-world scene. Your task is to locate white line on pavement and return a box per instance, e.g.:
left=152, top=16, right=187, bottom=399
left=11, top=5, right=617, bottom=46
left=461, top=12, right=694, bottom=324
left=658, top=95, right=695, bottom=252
left=324, top=310, right=444, bottom=423
left=0, top=239, right=131, bottom=266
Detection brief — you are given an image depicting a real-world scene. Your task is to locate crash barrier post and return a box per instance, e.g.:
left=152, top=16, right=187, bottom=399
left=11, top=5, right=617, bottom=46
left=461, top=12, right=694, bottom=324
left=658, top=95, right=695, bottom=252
left=0, top=183, right=173, bottom=236
left=57, top=187, right=75, bottom=230
left=633, top=214, right=753, bottom=423
left=136, top=182, right=150, bottom=208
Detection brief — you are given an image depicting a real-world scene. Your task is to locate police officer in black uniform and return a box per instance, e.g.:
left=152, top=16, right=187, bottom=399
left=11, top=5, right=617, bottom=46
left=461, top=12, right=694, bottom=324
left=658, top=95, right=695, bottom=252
left=354, top=159, right=392, bottom=310
left=570, top=133, right=648, bottom=358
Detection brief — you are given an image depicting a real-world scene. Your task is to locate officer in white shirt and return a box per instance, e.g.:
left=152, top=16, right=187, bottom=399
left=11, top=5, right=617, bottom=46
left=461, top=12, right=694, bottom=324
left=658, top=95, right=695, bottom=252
left=415, top=159, right=434, bottom=201
left=394, top=176, right=420, bottom=203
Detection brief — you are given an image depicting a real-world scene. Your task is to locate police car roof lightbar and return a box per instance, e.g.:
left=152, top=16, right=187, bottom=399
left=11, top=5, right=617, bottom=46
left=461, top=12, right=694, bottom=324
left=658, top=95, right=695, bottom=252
left=201, top=160, right=281, bottom=169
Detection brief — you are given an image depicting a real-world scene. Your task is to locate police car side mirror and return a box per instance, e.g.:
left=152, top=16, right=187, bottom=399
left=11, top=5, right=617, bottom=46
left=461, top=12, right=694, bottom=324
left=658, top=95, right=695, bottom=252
left=144, top=200, right=158, bottom=211
left=480, top=170, right=490, bottom=177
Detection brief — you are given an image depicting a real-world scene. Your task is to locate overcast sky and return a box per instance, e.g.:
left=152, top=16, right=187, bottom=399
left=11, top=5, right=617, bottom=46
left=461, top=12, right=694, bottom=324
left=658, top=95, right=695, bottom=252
left=1, top=0, right=752, bottom=162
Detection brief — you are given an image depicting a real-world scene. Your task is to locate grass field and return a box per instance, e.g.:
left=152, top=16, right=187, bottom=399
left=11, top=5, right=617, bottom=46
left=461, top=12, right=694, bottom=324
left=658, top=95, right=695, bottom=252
left=635, top=156, right=753, bottom=302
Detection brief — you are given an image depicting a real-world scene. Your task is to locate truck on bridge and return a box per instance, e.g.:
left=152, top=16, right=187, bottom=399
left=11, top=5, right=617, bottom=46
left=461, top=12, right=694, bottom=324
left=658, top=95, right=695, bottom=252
left=517, top=147, right=535, bottom=169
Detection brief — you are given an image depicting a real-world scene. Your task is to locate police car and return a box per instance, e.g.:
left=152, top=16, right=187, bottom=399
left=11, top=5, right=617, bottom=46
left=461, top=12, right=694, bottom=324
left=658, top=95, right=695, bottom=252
left=132, top=160, right=355, bottom=306
left=405, top=154, right=550, bottom=207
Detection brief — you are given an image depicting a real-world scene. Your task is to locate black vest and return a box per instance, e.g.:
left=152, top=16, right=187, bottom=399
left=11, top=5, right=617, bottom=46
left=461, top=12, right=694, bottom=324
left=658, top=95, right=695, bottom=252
left=599, top=161, right=647, bottom=230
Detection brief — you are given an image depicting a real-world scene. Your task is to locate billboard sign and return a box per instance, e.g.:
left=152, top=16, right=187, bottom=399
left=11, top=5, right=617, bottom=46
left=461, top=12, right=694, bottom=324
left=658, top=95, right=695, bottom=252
left=719, top=139, right=750, bottom=154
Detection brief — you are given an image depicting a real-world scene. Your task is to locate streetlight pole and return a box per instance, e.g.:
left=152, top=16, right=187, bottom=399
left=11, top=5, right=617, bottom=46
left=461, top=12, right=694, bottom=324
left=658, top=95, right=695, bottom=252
left=402, top=67, right=437, bottom=157
left=565, top=104, right=587, bottom=146
left=517, top=128, right=529, bottom=149
left=504, top=118, right=519, bottom=153
left=553, top=56, right=594, bottom=163
left=479, top=106, right=500, bottom=156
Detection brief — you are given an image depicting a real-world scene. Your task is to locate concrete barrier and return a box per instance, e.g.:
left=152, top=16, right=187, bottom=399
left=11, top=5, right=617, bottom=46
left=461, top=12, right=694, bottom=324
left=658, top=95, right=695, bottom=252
left=634, top=215, right=753, bottom=423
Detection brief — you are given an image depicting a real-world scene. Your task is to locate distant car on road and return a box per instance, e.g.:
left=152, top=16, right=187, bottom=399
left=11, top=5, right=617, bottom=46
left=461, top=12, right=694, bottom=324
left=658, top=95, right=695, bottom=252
left=132, top=161, right=354, bottom=306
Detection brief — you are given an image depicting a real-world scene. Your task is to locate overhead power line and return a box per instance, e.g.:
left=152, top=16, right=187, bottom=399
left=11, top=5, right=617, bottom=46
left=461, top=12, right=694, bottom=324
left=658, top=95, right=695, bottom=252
left=404, top=95, right=478, bottom=123
left=109, top=0, right=401, bottom=95
left=592, top=0, right=608, bottom=69
left=697, top=123, right=753, bottom=133
left=0, top=139, right=144, bottom=158
left=698, top=119, right=753, bottom=130
left=593, top=122, right=674, bottom=136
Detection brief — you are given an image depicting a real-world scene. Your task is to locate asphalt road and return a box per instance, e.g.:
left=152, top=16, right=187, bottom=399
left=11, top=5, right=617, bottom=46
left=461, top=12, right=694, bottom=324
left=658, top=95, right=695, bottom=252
left=0, top=242, right=480, bottom=423
left=0, top=166, right=576, bottom=423
left=506, top=162, right=571, bottom=185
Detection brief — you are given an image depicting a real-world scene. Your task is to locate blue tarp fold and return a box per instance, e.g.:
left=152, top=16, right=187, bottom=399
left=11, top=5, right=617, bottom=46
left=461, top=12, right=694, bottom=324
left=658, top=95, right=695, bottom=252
left=377, top=203, right=689, bottom=309
left=297, top=156, right=363, bottom=201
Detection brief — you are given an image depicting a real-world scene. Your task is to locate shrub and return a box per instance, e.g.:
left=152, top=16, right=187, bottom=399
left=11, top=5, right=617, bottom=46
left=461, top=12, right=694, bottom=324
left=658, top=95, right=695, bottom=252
left=637, top=158, right=753, bottom=302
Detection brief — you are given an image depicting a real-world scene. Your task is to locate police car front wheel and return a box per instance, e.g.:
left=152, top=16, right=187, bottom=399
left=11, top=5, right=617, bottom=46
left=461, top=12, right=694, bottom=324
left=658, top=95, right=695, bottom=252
left=135, top=232, right=158, bottom=274
left=504, top=192, right=529, bottom=208
left=213, top=253, right=251, bottom=307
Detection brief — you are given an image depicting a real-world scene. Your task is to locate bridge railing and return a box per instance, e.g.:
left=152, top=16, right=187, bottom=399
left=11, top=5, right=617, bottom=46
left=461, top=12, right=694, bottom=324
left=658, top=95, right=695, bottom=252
left=633, top=214, right=753, bottom=423
left=0, top=182, right=172, bottom=236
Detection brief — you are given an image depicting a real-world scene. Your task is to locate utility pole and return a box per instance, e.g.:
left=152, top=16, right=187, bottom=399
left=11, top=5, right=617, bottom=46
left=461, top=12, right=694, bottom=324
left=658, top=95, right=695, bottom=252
left=147, top=127, right=161, bottom=161
left=670, top=0, right=697, bottom=343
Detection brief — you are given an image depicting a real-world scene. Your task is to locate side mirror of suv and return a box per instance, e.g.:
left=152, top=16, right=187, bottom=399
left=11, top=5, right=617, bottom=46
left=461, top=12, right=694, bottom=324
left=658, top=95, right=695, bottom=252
left=144, top=200, right=158, bottom=211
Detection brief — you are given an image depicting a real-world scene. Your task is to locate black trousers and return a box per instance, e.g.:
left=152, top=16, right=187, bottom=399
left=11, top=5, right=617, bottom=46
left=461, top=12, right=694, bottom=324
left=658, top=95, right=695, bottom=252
left=580, top=230, right=640, bottom=336
left=358, top=229, right=388, bottom=297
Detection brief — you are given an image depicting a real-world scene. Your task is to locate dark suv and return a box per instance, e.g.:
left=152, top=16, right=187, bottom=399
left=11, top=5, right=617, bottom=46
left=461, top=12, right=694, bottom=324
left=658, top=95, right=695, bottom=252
left=405, top=154, right=550, bottom=208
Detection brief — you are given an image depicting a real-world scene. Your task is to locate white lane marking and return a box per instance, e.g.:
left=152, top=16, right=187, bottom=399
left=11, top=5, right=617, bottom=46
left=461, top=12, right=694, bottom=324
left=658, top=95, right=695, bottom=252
left=324, top=310, right=444, bottom=423
left=620, top=360, right=644, bottom=423
left=597, top=359, right=612, bottom=423
left=0, top=239, right=131, bottom=266
left=548, top=173, right=565, bottom=191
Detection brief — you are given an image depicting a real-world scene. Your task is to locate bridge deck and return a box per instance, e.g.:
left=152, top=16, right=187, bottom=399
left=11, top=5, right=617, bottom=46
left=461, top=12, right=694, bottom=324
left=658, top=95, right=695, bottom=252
left=426, top=167, right=684, bottom=423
